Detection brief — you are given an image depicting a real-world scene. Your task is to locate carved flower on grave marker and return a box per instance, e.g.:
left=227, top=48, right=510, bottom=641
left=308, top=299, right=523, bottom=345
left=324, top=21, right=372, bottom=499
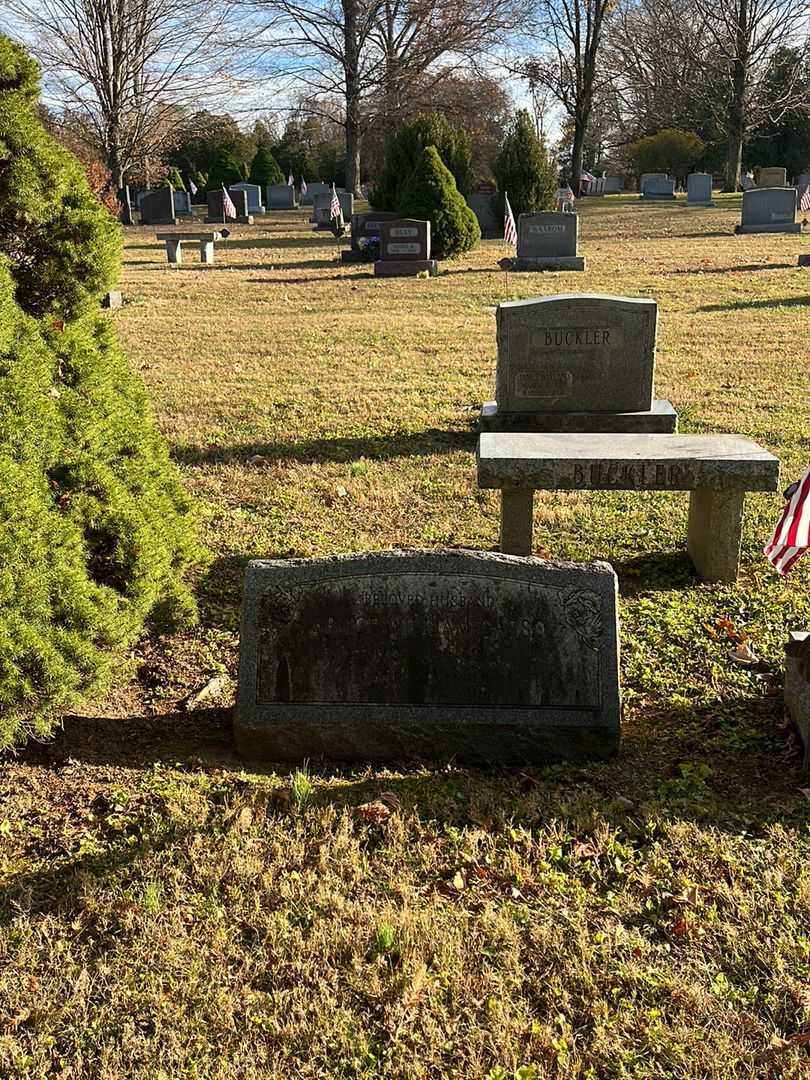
left=563, top=589, right=603, bottom=650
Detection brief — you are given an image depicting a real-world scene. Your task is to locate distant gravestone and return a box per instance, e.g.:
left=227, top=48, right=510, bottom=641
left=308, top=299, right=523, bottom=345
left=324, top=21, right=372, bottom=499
left=603, top=176, right=624, bottom=194
left=736, top=187, right=799, bottom=234
left=758, top=167, right=787, bottom=187
left=173, top=190, right=192, bottom=217
left=234, top=549, right=621, bottom=765
left=266, top=184, right=297, bottom=209
left=140, top=186, right=176, bottom=225
left=230, top=182, right=265, bottom=213
left=341, top=211, right=400, bottom=263
left=641, top=176, right=676, bottom=199
left=312, top=190, right=353, bottom=229
left=205, top=188, right=253, bottom=224
left=467, top=193, right=500, bottom=238
left=494, top=294, right=657, bottom=415
left=798, top=172, right=810, bottom=191
left=301, top=181, right=330, bottom=206
left=374, top=218, right=438, bottom=277
left=686, top=173, right=714, bottom=206
left=511, top=211, right=585, bottom=271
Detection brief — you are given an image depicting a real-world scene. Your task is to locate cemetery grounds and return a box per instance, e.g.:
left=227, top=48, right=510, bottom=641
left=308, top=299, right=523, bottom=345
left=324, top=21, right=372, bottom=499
left=2, top=195, right=810, bottom=1079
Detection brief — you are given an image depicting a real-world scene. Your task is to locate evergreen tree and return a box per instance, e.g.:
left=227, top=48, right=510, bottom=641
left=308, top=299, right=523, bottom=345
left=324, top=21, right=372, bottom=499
left=0, top=35, right=198, bottom=747
left=492, top=110, right=557, bottom=217
left=399, top=145, right=480, bottom=259
left=206, top=148, right=244, bottom=191
left=373, top=113, right=474, bottom=211
left=165, top=166, right=186, bottom=191
left=249, top=146, right=285, bottom=188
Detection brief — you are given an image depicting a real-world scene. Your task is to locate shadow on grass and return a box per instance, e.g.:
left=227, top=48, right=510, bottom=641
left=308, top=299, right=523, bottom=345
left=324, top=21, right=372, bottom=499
left=173, top=428, right=476, bottom=468
left=614, top=550, right=698, bottom=594
left=668, top=262, right=796, bottom=275
left=699, top=296, right=810, bottom=312
left=248, top=271, right=370, bottom=284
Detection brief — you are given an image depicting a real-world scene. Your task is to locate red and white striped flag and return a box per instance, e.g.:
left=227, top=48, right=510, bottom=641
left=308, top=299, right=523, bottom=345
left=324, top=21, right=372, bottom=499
left=330, top=183, right=343, bottom=226
left=504, top=191, right=517, bottom=247
left=764, top=466, right=810, bottom=574
left=300, top=177, right=308, bottom=197
left=222, top=185, right=237, bottom=220
left=800, top=186, right=810, bottom=211
left=581, top=171, right=596, bottom=183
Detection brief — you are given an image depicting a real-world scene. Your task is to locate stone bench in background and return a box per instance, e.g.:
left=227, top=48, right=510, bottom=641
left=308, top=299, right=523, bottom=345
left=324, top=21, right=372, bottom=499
left=156, top=231, right=227, bottom=265
left=477, top=432, right=780, bottom=583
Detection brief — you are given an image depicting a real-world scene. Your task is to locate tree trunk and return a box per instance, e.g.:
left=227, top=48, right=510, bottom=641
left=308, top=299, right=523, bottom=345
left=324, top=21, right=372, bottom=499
left=571, top=121, right=586, bottom=196
left=725, top=0, right=748, bottom=192
left=343, top=0, right=362, bottom=196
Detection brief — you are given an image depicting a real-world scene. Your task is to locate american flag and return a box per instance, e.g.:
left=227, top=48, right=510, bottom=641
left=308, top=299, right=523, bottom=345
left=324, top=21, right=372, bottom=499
left=764, top=466, right=810, bottom=574
left=800, top=186, right=810, bottom=211
left=288, top=173, right=294, bottom=186
left=504, top=191, right=517, bottom=247
left=188, top=178, right=198, bottom=196
left=222, top=185, right=237, bottom=220
left=301, top=177, right=308, bottom=197
left=581, top=171, right=596, bottom=183
left=330, top=183, right=343, bottom=226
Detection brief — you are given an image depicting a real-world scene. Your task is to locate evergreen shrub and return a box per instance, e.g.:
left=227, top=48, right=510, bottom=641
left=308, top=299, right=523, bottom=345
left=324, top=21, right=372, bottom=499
left=399, top=145, right=480, bottom=259
left=373, top=113, right=473, bottom=211
left=491, top=109, right=557, bottom=217
left=249, top=146, right=285, bottom=188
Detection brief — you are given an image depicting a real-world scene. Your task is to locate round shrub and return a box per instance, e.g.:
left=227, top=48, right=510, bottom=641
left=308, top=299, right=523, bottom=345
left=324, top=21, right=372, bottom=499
left=399, top=145, right=481, bottom=259
left=250, top=146, right=285, bottom=188
left=373, top=113, right=474, bottom=211
left=492, top=109, right=557, bottom=217
left=206, top=148, right=244, bottom=191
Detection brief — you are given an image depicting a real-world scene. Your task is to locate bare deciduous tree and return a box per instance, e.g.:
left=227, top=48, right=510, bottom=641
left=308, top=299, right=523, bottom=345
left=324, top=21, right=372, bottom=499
left=5, top=0, right=233, bottom=188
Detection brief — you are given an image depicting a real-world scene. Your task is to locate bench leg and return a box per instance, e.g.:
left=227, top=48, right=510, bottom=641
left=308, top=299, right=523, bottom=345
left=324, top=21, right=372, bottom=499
left=687, top=489, right=745, bottom=583
left=200, top=241, right=215, bottom=265
left=166, top=240, right=181, bottom=265
left=500, top=489, right=534, bottom=556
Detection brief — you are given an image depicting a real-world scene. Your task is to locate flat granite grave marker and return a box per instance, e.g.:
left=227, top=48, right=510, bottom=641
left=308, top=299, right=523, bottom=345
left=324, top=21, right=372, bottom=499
left=266, top=183, right=297, bottom=209
left=758, top=166, right=787, bottom=187
left=686, top=173, right=715, bottom=206
left=230, top=182, right=265, bottom=214
left=375, top=218, right=438, bottom=277
left=736, top=187, right=799, bottom=233
left=234, top=548, right=621, bottom=764
left=140, top=186, right=177, bottom=225
left=511, top=212, right=585, bottom=271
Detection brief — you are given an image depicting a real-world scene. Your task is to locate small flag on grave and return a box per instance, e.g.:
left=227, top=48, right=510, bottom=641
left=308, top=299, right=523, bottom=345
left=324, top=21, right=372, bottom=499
left=330, top=183, right=343, bottom=226
left=800, top=187, right=810, bottom=212
left=301, top=177, right=308, bottom=197
left=764, top=465, right=810, bottom=574
left=222, top=185, right=237, bottom=220
left=504, top=191, right=517, bottom=247
left=288, top=173, right=294, bottom=186
left=188, top=178, right=198, bottom=196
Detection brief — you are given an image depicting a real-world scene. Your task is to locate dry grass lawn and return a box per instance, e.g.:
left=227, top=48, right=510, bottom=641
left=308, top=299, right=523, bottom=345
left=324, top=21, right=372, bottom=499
left=1, top=194, right=809, bottom=1079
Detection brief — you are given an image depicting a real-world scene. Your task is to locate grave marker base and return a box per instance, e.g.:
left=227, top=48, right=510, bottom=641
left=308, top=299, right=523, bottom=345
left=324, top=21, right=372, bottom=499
left=205, top=215, right=254, bottom=225
left=735, top=222, right=800, bottom=234
left=479, top=398, right=677, bottom=434
left=374, top=259, right=438, bottom=277
left=509, top=256, right=586, bottom=271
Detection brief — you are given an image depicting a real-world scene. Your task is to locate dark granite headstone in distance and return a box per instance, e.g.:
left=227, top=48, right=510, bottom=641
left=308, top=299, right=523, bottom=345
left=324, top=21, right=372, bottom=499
left=140, top=186, right=177, bottom=225
left=234, top=549, right=621, bottom=764
left=205, top=187, right=254, bottom=224
left=341, top=211, right=401, bottom=262
left=374, top=218, right=438, bottom=277
left=736, top=187, right=799, bottom=234
left=267, top=183, right=297, bottom=209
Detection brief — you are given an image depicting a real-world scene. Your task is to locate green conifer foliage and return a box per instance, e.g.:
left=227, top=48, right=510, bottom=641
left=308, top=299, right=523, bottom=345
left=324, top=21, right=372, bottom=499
left=166, top=166, right=186, bottom=191
left=206, top=148, right=244, bottom=191
left=399, top=145, right=481, bottom=259
left=0, top=36, right=199, bottom=747
left=373, top=113, right=474, bottom=211
left=249, top=146, right=285, bottom=188
left=492, top=110, right=557, bottom=217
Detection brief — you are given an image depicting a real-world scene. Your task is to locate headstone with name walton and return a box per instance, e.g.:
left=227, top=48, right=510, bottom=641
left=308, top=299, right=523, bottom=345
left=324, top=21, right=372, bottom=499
left=234, top=549, right=621, bottom=764
left=511, top=211, right=585, bottom=271
left=139, top=186, right=177, bottom=225
left=374, top=218, right=438, bottom=277
left=735, top=187, right=799, bottom=234
left=230, top=182, right=265, bottom=214
left=205, top=188, right=254, bottom=224
left=686, top=173, right=715, bottom=206
left=341, top=210, right=400, bottom=263
left=758, top=166, right=788, bottom=187
left=266, top=183, right=298, bottom=209
left=479, top=293, right=677, bottom=433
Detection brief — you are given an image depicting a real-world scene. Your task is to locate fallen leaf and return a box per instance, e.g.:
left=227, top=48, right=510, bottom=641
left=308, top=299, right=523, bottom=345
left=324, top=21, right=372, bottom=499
left=452, top=870, right=466, bottom=892
left=184, top=674, right=228, bottom=711
left=729, top=642, right=758, bottom=666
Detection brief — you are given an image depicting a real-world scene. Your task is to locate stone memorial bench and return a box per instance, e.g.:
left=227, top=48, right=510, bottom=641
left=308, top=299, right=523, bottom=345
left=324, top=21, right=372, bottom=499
left=477, top=432, right=780, bottom=583
left=156, top=231, right=227, bottom=265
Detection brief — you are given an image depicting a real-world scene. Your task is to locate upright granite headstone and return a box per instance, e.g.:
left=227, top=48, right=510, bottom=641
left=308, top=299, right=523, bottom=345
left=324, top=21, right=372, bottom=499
left=512, top=212, right=585, bottom=271
left=341, top=211, right=400, bottom=263
left=736, top=187, right=799, bottom=234
left=173, top=190, right=192, bottom=216
left=494, top=294, right=657, bottom=415
left=374, top=218, right=438, bottom=277
left=312, top=190, right=353, bottom=229
left=641, top=176, right=676, bottom=199
left=798, top=172, right=810, bottom=192
left=686, top=173, right=714, bottom=206
left=604, top=176, right=624, bottom=194
left=140, top=186, right=176, bottom=225
left=205, top=188, right=254, bottom=224
left=639, top=172, right=667, bottom=193
left=266, top=183, right=297, bottom=209
left=300, top=181, right=330, bottom=206
left=759, top=166, right=787, bottom=187
left=230, top=182, right=265, bottom=213
left=467, top=193, right=500, bottom=238
left=234, top=549, right=621, bottom=764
